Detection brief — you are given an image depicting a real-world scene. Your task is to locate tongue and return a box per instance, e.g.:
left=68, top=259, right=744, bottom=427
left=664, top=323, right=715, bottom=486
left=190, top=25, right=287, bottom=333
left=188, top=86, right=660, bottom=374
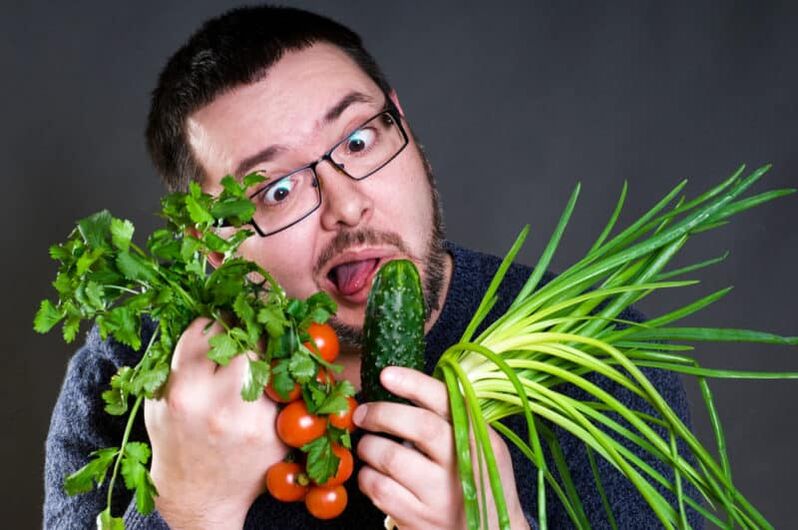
left=333, top=259, right=378, bottom=296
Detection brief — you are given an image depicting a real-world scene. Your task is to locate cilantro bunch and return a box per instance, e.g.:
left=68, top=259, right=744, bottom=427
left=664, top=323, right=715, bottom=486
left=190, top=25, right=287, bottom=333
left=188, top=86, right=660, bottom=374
left=35, top=174, right=352, bottom=528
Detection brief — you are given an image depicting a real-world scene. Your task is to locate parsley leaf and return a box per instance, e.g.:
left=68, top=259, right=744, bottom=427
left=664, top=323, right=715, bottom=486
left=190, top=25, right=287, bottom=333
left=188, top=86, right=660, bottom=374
left=120, top=442, right=158, bottom=514
left=33, top=299, right=64, bottom=333
left=242, top=359, right=271, bottom=401
left=64, top=447, right=118, bottom=495
left=208, top=333, right=239, bottom=365
left=302, top=435, right=340, bottom=485
left=110, top=218, right=135, bottom=252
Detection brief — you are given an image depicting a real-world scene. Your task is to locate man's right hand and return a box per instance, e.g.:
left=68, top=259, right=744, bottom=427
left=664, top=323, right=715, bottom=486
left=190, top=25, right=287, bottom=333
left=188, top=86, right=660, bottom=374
left=144, top=317, right=287, bottom=530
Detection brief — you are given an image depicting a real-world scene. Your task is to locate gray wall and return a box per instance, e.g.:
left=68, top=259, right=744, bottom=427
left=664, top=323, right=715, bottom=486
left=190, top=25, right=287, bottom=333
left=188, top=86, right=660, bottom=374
left=4, top=1, right=796, bottom=527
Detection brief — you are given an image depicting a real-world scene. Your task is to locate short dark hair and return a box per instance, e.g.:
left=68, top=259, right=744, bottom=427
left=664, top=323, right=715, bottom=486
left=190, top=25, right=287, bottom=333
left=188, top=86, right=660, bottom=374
left=146, top=5, right=392, bottom=192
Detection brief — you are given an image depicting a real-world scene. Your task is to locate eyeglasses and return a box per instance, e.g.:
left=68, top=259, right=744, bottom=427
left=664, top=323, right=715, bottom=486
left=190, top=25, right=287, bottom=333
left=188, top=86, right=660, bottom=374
left=230, top=104, right=409, bottom=237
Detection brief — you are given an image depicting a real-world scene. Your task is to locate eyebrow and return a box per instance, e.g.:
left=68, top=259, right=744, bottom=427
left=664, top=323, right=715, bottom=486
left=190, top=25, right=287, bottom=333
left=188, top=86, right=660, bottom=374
left=234, top=90, right=375, bottom=177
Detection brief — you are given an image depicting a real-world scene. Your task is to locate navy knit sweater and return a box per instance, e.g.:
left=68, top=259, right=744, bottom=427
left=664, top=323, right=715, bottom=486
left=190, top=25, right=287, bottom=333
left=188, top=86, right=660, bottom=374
left=44, top=242, right=702, bottom=529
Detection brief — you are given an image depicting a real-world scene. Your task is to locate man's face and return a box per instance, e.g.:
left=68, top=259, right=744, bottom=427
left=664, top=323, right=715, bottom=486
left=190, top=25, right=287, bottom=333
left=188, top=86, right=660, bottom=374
left=187, top=43, right=449, bottom=344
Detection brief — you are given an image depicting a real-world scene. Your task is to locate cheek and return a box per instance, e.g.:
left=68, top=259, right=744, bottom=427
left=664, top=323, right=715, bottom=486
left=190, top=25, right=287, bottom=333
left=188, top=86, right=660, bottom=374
left=237, top=227, right=318, bottom=298
left=375, top=162, right=434, bottom=244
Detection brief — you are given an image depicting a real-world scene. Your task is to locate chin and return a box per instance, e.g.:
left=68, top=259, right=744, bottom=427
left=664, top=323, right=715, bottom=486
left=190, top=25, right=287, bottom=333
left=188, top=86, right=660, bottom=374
left=327, top=312, right=365, bottom=348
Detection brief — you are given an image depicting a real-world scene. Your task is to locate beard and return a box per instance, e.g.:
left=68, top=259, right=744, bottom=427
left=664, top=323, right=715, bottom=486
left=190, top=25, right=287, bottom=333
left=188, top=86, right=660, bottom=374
left=322, top=140, right=448, bottom=348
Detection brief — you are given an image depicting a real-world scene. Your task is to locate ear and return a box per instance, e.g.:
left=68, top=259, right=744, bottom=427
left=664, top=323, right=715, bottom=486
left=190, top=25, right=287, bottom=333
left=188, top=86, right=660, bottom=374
left=388, top=89, right=405, bottom=117
left=186, top=227, right=224, bottom=269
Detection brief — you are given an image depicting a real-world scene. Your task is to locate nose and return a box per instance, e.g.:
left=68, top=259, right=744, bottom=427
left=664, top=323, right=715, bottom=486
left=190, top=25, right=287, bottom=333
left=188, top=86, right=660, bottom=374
left=317, top=159, right=373, bottom=231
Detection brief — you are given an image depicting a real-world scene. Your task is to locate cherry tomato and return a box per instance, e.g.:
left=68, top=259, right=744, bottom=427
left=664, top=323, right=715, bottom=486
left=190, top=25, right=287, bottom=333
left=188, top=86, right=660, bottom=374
left=305, top=484, right=348, bottom=519
left=265, top=362, right=301, bottom=403
left=315, top=444, right=353, bottom=487
left=265, top=461, right=308, bottom=502
left=328, top=396, right=357, bottom=432
left=305, top=322, right=339, bottom=362
left=315, top=367, right=334, bottom=386
left=276, top=400, right=327, bottom=448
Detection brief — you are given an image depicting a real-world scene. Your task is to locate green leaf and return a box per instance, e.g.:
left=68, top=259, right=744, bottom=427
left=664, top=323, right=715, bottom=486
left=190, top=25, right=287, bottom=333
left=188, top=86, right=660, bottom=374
left=62, top=315, right=81, bottom=343
left=132, top=362, right=170, bottom=397
left=208, top=333, right=239, bottom=365
left=148, top=228, right=181, bottom=261
left=84, top=281, right=106, bottom=309
left=257, top=306, right=288, bottom=338
left=203, top=231, right=229, bottom=253
left=34, top=299, right=64, bottom=333
left=288, top=351, right=316, bottom=383
left=110, top=218, right=135, bottom=252
left=64, top=447, right=118, bottom=495
left=211, top=198, right=256, bottom=225
left=97, top=508, right=125, bottom=530
left=286, top=299, right=308, bottom=320
left=53, top=271, right=73, bottom=295
left=316, top=395, right=349, bottom=415
left=302, top=435, right=339, bottom=485
left=180, top=236, right=201, bottom=261
left=220, top=175, right=245, bottom=196
left=242, top=172, right=267, bottom=189
left=242, top=359, right=270, bottom=401
left=102, top=366, right=134, bottom=415
left=116, top=252, right=157, bottom=284
left=270, top=361, right=296, bottom=401
left=76, top=247, right=106, bottom=276
left=77, top=210, right=113, bottom=249
left=305, top=292, right=337, bottom=322
left=185, top=195, right=214, bottom=224
left=102, top=306, right=141, bottom=351
left=316, top=380, right=356, bottom=414
left=49, top=243, right=71, bottom=261
left=121, top=442, right=157, bottom=514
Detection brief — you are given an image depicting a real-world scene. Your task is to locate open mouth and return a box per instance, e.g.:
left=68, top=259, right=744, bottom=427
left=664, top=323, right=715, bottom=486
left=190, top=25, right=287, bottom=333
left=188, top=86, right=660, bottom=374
left=327, top=258, right=381, bottom=297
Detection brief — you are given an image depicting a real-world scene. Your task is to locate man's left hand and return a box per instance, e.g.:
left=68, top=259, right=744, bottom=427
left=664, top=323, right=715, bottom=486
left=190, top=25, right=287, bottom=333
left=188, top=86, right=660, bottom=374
left=354, top=366, right=530, bottom=530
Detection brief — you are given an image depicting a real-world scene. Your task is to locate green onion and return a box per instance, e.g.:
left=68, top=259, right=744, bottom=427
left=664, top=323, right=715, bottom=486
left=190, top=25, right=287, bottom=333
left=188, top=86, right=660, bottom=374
left=436, top=164, right=797, bottom=529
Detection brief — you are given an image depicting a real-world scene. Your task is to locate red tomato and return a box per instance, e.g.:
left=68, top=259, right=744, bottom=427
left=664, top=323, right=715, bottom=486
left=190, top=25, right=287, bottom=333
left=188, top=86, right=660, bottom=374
left=315, top=444, right=353, bottom=487
left=276, top=400, right=327, bottom=448
left=265, top=462, right=308, bottom=502
left=328, top=396, right=357, bottom=432
left=305, top=484, right=348, bottom=519
left=305, top=323, right=339, bottom=362
left=315, top=367, right=334, bottom=386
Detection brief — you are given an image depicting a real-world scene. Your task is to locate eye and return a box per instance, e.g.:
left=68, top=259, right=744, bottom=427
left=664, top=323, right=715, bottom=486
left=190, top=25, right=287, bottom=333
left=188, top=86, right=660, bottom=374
left=259, top=177, right=295, bottom=206
left=345, top=127, right=377, bottom=154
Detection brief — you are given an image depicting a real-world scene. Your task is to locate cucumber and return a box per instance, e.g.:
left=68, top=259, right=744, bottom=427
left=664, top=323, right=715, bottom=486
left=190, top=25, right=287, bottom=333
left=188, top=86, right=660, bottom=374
left=361, top=259, right=426, bottom=403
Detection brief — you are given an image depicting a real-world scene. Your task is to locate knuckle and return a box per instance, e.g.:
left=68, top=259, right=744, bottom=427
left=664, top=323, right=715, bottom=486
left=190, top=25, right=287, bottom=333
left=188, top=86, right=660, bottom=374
left=369, top=474, right=394, bottom=505
left=166, top=388, right=190, bottom=416
left=419, top=413, right=445, bottom=441
left=380, top=444, right=402, bottom=475
left=206, top=411, right=228, bottom=436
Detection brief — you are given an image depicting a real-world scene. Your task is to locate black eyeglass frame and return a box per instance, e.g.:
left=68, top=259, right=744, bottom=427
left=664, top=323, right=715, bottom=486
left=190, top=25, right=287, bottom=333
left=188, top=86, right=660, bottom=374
left=235, top=102, right=409, bottom=238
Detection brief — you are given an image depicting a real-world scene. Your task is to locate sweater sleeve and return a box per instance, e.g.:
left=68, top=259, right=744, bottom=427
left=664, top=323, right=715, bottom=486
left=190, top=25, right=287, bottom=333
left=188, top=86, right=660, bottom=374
left=43, top=329, right=170, bottom=529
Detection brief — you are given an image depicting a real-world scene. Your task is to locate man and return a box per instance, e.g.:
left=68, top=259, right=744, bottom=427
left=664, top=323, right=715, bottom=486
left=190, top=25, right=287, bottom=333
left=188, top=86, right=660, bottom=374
left=45, top=5, right=699, bottom=529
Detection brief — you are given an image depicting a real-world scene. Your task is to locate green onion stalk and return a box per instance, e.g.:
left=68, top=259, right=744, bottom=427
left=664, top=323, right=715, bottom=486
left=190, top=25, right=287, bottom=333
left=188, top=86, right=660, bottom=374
left=433, top=164, right=797, bottom=530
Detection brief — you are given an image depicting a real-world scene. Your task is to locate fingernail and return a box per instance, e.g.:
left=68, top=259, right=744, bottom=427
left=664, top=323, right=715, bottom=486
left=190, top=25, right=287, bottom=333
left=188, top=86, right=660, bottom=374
left=353, top=404, right=367, bottom=426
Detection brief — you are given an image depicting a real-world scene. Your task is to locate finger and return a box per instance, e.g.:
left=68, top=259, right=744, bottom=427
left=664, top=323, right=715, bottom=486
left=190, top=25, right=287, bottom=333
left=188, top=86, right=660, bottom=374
left=170, top=317, right=220, bottom=378
left=358, top=464, right=425, bottom=525
left=353, top=402, right=454, bottom=465
left=214, top=350, right=257, bottom=396
left=380, top=367, right=450, bottom=419
left=357, top=434, right=447, bottom=501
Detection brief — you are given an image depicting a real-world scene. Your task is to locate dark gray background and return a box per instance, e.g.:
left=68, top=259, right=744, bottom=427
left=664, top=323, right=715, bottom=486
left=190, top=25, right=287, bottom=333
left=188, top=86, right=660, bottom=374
left=4, top=1, right=796, bottom=527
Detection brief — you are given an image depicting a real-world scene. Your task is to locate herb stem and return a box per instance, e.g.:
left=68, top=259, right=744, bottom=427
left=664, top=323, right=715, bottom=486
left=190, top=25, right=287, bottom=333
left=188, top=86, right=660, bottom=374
left=105, top=393, right=144, bottom=514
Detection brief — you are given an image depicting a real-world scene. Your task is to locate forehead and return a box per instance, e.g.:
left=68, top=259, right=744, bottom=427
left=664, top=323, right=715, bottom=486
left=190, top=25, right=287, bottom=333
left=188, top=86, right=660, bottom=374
left=187, top=42, right=384, bottom=181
